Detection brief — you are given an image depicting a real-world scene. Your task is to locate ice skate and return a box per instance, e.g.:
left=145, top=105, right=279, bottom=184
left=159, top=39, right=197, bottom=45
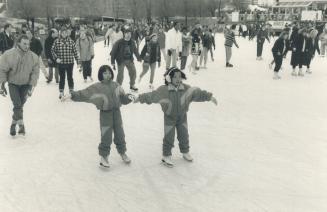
left=130, top=85, right=138, bottom=92
left=84, top=79, right=87, bottom=83
left=273, top=72, right=281, bottom=80
left=183, top=153, right=194, bottom=162
left=162, top=156, right=174, bottom=168
left=306, top=68, right=312, bottom=74
left=59, top=92, right=64, bottom=100
left=291, top=70, right=297, bottom=76
left=120, top=153, right=131, bottom=164
left=10, top=124, right=16, bottom=136
left=100, top=156, right=110, bottom=168
left=18, top=125, right=25, bottom=136
left=298, top=69, right=304, bottom=77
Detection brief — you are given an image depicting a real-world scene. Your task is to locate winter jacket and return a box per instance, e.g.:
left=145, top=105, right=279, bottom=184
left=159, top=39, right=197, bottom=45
left=30, top=37, right=43, bottom=57
left=202, top=33, right=211, bottom=49
left=110, top=38, right=140, bottom=65
left=0, top=32, right=14, bottom=54
left=140, top=41, right=161, bottom=64
left=71, top=80, right=132, bottom=111
left=181, top=34, right=191, bottom=57
left=272, top=37, right=287, bottom=57
left=44, top=36, right=57, bottom=64
left=256, top=29, right=270, bottom=43
left=76, top=36, right=94, bottom=61
left=138, top=83, right=212, bottom=117
left=166, top=28, right=182, bottom=52
left=51, top=37, right=80, bottom=65
left=0, top=47, right=40, bottom=86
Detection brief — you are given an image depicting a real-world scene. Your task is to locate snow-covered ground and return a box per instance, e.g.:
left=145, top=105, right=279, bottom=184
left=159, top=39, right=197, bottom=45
left=0, top=34, right=327, bottom=212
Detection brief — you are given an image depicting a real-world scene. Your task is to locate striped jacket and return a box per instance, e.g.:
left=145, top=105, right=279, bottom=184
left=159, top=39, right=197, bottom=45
left=71, top=80, right=132, bottom=110
left=0, top=47, right=40, bottom=86
left=138, top=83, right=212, bottom=117
left=224, top=29, right=236, bottom=47
left=51, top=37, right=80, bottom=64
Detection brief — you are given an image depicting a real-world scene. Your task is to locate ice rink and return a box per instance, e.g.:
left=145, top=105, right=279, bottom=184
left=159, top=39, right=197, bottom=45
left=0, top=34, right=327, bottom=212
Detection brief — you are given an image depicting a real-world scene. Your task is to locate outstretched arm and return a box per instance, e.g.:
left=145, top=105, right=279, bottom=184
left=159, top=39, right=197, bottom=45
left=135, top=88, right=163, bottom=104
left=191, top=87, right=217, bottom=105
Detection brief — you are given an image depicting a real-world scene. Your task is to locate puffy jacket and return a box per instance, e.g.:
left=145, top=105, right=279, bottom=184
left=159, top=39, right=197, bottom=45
left=110, top=38, right=140, bottom=65
left=71, top=80, right=132, bottom=110
left=0, top=47, right=40, bottom=86
left=138, top=83, right=212, bottom=117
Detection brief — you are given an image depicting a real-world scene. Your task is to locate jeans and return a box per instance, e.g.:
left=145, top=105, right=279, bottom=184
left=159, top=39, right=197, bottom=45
left=117, top=60, right=137, bottom=87
left=8, top=83, right=31, bottom=122
left=58, top=63, right=74, bottom=92
left=140, top=62, right=156, bottom=84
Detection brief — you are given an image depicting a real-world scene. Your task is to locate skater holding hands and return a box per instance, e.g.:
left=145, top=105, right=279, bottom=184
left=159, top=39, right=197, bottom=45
left=62, top=65, right=135, bottom=168
left=134, top=67, right=218, bottom=167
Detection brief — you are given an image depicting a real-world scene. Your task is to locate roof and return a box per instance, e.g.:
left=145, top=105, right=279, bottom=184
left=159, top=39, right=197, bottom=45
left=273, top=1, right=312, bottom=8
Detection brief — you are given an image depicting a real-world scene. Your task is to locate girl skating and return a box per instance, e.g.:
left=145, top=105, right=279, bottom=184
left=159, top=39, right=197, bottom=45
left=134, top=67, right=218, bottom=167
left=63, top=65, right=134, bottom=168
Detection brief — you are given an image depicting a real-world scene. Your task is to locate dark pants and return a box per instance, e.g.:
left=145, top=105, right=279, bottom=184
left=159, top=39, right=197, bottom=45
left=99, top=110, right=126, bottom=157
left=48, top=67, right=59, bottom=83
left=117, top=60, right=137, bottom=87
left=163, top=114, right=190, bottom=156
left=180, top=56, right=188, bottom=70
left=81, top=60, right=92, bottom=80
left=273, top=54, right=283, bottom=73
left=8, top=84, right=30, bottom=122
left=257, top=41, right=264, bottom=57
left=58, top=64, right=74, bottom=92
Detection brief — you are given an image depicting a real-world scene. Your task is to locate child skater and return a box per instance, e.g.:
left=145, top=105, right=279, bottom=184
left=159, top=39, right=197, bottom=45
left=138, top=33, right=161, bottom=90
left=134, top=67, right=218, bottom=167
left=272, top=31, right=289, bottom=80
left=63, top=65, right=134, bottom=168
left=303, top=29, right=320, bottom=74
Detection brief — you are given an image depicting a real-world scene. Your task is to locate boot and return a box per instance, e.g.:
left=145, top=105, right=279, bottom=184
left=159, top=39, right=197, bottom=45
left=162, top=156, right=174, bottom=167
left=183, top=153, right=194, bottom=162
left=306, top=68, right=312, bottom=74
left=291, top=69, right=297, bottom=76
left=59, top=92, right=64, bottom=100
left=100, top=156, right=110, bottom=168
left=298, top=69, right=304, bottom=77
left=18, top=125, right=25, bottom=135
left=120, top=153, right=131, bottom=164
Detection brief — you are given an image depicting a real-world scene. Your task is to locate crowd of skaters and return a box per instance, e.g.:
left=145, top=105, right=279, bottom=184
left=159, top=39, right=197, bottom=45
left=0, top=18, right=325, bottom=167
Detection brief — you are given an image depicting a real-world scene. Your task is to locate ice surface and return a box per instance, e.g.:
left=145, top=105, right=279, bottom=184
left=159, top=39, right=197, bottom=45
left=0, top=34, right=326, bottom=212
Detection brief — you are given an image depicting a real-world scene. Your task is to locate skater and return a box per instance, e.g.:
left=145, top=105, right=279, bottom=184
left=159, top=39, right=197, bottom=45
left=158, top=26, right=167, bottom=63
left=44, top=28, right=59, bottom=84
left=208, top=29, right=216, bottom=62
left=104, top=25, right=113, bottom=47
left=165, top=22, right=182, bottom=70
left=0, top=34, right=40, bottom=136
left=109, top=24, right=123, bottom=51
left=189, top=27, right=202, bottom=74
left=76, top=28, right=95, bottom=83
left=138, top=33, right=161, bottom=90
left=134, top=67, right=218, bottom=167
left=256, top=25, right=270, bottom=60
left=110, top=25, right=141, bottom=92
left=224, top=25, right=239, bottom=68
left=63, top=65, right=134, bottom=168
left=180, top=27, right=191, bottom=71
left=290, top=28, right=306, bottom=77
left=303, top=29, right=320, bottom=74
left=271, top=31, right=289, bottom=80
left=199, top=27, right=211, bottom=69
left=0, top=24, right=14, bottom=55
left=51, top=25, right=80, bottom=99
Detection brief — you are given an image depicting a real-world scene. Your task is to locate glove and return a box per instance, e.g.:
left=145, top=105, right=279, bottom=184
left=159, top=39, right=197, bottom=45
left=127, top=93, right=136, bottom=101
left=27, top=86, right=34, bottom=97
left=112, top=64, right=116, bottom=70
left=56, top=58, right=62, bottom=63
left=0, top=83, right=7, bottom=97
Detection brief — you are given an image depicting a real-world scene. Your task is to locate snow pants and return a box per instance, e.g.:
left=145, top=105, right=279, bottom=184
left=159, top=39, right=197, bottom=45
left=163, top=114, right=190, bottom=156
left=8, top=83, right=30, bottom=123
left=99, top=109, right=127, bottom=157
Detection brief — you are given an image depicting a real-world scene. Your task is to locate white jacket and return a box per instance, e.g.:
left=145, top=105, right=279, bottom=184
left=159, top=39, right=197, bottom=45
left=165, top=28, right=182, bottom=52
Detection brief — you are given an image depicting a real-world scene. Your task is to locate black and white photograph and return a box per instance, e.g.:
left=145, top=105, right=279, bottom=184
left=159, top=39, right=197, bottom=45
left=0, top=0, right=326, bottom=211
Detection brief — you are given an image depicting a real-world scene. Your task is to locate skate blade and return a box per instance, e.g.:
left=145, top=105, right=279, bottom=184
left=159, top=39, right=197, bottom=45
left=99, top=163, right=110, bottom=169
left=161, top=160, right=174, bottom=168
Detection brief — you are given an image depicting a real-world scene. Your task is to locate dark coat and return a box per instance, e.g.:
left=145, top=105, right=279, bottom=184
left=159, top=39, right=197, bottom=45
left=140, top=41, right=161, bottom=64
left=272, top=37, right=286, bottom=57
left=44, top=36, right=57, bottom=66
left=110, top=38, right=141, bottom=65
left=0, top=32, right=14, bottom=54
left=291, top=33, right=305, bottom=66
left=30, top=37, right=43, bottom=57
left=303, top=37, right=320, bottom=65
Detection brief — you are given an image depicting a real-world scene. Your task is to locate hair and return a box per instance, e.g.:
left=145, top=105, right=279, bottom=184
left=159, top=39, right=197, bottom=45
left=17, top=34, right=29, bottom=43
left=231, top=24, right=237, bottom=30
left=4, top=24, right=11, bottom=30
left=164, top=67, right=187, bottom=85
left=98, top=65, right=114, bottom=81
